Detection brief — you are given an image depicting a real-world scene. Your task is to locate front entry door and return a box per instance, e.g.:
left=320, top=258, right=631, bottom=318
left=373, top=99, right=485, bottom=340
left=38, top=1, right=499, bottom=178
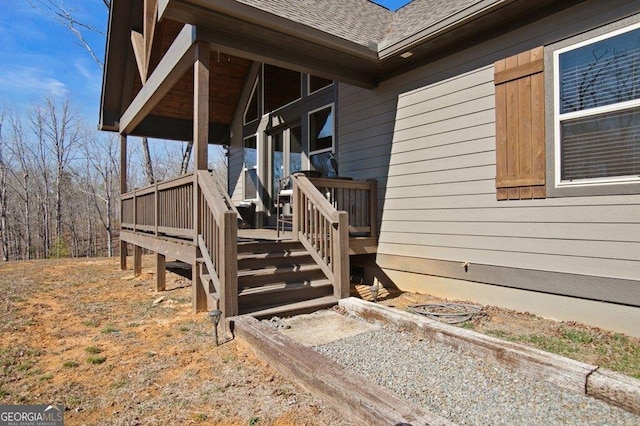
left=270, top=125, right=302, bottom=207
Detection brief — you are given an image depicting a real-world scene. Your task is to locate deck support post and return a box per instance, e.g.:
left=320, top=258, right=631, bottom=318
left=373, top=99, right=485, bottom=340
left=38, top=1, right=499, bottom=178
left=133, top=245, right=142, bottom=277
left=120, top=241, right=128, bottom=271
left=192, top=250, right=207, bottom=313
left=333, top=211, right=350, bottom=299
left=192, top=40, right=210, bottom=313
left=156, top=252, right=166, bottom=292
left=120, top=134, right=128, bottom=270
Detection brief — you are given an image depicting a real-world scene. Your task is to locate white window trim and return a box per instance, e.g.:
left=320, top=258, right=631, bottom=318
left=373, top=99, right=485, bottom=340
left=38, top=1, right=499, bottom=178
left=242, top=134, right=259, bottom=201
left=243, top=77, right=260, bottom=125
left=553, top=22, right=640, bottom=188
left=308, top=103, right=335, bottom=160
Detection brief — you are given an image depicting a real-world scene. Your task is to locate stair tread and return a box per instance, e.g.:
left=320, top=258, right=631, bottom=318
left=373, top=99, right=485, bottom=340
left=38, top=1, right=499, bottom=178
left=240, top=295, right=339, bottom=318
left=238, top=263, right=321, bottom=277
left=238, top=279, right=332, bottom=296
left=237, top=250, right=310, bottom=261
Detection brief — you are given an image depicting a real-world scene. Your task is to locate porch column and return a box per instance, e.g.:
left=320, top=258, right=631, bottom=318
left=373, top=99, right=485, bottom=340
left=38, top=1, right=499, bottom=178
left=192, top=40, right=210, bottom=313
left=120, top=134, right=128, bottom=271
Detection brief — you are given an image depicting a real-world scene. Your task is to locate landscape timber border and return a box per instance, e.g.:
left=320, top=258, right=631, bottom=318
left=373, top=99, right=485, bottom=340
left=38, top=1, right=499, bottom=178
left=228, top=298, right=640, bottom=420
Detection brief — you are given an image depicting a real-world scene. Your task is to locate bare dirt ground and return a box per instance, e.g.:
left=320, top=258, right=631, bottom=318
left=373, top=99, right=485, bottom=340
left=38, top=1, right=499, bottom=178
left=0, top=256, right=344, bottom=425
left=1, top=257, right=638, bottom=426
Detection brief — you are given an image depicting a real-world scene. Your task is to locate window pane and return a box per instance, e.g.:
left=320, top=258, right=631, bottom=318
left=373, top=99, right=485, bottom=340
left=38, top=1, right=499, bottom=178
left=264, top=64, right=301, bottom=112
left=243, top=136, right=257, bottom=169
left=310, top=107, right=333, bottom=152
left=561, top=106, right=640, bottom=180
left=559, top=28, right=640, bottom=114
left=310, top=151, right=337, bottom=177
left=309, top=75, right=333, bottom=93
left=244, top=169, right=258, bottom=199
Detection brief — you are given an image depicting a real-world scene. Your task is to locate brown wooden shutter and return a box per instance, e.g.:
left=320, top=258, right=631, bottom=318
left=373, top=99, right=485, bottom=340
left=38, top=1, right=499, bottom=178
left=494, top=47, right=546, bottom=200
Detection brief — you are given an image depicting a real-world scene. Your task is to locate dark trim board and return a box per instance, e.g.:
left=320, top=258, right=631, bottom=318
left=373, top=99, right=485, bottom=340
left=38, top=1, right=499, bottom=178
left=120, top=230, right=196, bottom=264
left=377, top=253, right=640, bottom=308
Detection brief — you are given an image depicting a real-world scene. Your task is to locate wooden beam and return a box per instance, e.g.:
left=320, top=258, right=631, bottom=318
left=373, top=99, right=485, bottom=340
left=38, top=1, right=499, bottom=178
left=120, top=230, right=196, bottom=264
left=144, top=0, right=158, bottom=76
left=131, top=30, right=147, bottom=83
left=197, top=27, right=377, bottom=90
left=120, top=24, right=196, bottom=135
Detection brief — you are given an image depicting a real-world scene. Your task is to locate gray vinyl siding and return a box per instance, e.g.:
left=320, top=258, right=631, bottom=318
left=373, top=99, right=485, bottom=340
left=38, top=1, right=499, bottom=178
left=337, top=1, right=640, bottom=296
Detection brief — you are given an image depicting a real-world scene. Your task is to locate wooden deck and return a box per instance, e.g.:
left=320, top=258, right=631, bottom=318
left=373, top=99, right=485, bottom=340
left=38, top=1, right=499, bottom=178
left=120, top=172, right=378, bottom=321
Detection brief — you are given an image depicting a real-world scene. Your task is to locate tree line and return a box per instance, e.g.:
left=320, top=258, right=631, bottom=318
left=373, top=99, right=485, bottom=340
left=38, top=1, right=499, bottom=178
left=0, top=97, right=222, bottom=262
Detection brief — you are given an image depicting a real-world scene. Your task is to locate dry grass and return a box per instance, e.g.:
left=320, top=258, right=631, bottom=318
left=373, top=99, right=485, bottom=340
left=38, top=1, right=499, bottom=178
left=0, top=256, right=344, bottom=425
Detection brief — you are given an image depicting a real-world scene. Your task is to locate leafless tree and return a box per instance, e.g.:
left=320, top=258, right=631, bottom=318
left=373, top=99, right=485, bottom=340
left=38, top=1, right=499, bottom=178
left=29, top=0, right=156, bottom=185
left=0, top=106, right=9, bottom=261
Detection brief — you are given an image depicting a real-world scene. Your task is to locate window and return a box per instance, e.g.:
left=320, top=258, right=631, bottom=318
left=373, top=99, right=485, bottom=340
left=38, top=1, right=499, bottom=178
left=308, top=74, right=333, bottom=94
left=264, top=64, right=301, bottom=112
left=243, top=136, right=258, bottom=200
left=243, top=77, right=259, bottom=124
left=309, top=105, right=337, bottom=177
left=554, top=24, right=640, bottom=186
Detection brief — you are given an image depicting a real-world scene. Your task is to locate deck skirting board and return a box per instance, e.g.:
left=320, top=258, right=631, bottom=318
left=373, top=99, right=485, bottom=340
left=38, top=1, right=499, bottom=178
left=377, top=253, right=640, bottom=307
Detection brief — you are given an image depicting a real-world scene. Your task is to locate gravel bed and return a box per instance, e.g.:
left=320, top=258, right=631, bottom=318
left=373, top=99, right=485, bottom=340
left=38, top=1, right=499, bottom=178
left=314, top=319, right=640, bottom=425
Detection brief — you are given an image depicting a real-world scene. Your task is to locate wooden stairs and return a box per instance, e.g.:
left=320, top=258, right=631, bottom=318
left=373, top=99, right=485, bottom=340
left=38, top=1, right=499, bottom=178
left=235, top=240, right=339, bottom=318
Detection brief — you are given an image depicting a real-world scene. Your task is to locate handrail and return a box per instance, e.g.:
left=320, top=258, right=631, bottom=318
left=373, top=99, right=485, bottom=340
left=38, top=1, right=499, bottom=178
left=196, top=170, right=238, bottom=322
left=291, top=173, right=350, bottom=299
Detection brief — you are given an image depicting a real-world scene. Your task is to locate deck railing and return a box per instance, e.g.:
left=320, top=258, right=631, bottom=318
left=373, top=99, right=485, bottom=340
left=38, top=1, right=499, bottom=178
left=121, top=173, right=194, bottom=239
left=291, top=174, right=350, bottom=299
left=307, top=177, right=378, bottom=237
left=196, top=170, right=238, bottom=318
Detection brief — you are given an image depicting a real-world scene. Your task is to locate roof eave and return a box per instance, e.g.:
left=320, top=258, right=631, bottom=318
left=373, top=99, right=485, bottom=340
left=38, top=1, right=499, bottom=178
left=378, top=0, right=515, bottom=60
left=160, top=0, right=381, bottom=62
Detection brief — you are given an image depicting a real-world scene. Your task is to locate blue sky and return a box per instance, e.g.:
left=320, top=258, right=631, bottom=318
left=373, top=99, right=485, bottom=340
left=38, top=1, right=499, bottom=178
left=0, top=0, right=410, bottom=126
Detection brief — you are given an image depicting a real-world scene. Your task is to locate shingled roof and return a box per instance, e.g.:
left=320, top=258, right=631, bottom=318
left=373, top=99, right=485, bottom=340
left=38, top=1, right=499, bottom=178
left=233, top=0, right=501, bottom=52
left=380, top=0, right=498, bottom=49
left=237, top=0, right=394, bottom=48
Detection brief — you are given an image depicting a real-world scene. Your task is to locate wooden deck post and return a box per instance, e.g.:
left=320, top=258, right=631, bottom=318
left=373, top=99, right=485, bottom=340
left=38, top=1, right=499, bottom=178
left=220, top=211, right=239, bottom=318
left=332, top=211, right=350, bottom=299
left=192, top=40, right=210, bottom=313
left=120, top=242, right=128, bottom=271
left=155, top=252, right=166, bottom=292
left=120, top=134, right=128, bottom=270
left=192, top=257, right=207, bottom=313
left=367, top=179, right=378, bottom=238
left=133, top=245, right=142, bottom=277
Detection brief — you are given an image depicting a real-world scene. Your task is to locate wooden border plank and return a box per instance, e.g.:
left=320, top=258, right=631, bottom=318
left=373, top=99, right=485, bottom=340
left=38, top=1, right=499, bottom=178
left=229, top=315, right=453, bottom=425
left=339, top=298, right=596, bottom=394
